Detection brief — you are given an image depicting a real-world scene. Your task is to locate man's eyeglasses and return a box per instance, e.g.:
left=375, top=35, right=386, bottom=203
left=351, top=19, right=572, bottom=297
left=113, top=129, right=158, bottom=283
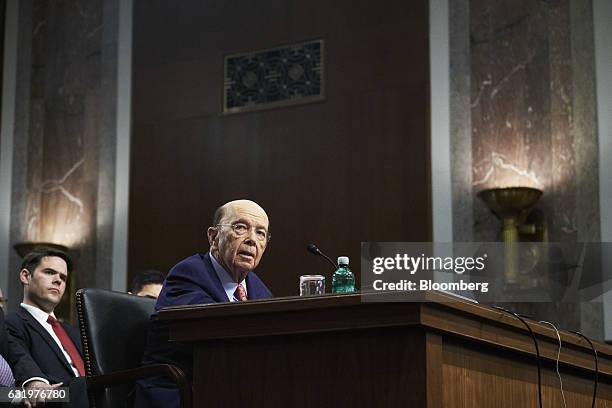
left=216, top=223, right=271, bottom=243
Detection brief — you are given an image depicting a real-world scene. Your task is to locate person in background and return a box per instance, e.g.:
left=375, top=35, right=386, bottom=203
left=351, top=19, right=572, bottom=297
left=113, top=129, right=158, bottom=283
left=0, top=287, right=8, bottom=311
left=134, top=199, right=274, bottom=408
left=0, top=287, right=15, bottom=387
left=5, top=247, right=88, bottom=407
left=129, top=270, right=165, bottom=299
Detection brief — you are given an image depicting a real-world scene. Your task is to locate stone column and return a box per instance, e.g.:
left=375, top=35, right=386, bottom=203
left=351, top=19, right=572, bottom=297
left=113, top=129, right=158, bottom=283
left=6, top=0, right=120, bottom=323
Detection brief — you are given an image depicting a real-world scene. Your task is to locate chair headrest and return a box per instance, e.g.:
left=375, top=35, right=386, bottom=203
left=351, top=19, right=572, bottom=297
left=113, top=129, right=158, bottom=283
left=76, top=288, right=156, bottom=376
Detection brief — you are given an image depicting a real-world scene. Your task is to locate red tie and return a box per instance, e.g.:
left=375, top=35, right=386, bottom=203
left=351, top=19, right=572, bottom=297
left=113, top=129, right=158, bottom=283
left=234, top=284, right=247, bottom=301
left=47, top=315, right=85, bottom=376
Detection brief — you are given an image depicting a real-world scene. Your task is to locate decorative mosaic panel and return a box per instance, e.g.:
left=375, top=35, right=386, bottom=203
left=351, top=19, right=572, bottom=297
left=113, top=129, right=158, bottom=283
left=223, top=39, right=324, bottom=113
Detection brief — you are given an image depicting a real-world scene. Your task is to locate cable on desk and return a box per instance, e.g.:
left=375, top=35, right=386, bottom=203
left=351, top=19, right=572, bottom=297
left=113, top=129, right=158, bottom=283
left=539, top=320, right=566, bottom=408
left=494, top=306, right=542, bottom=408
left=569, top=330, right=598, bottom=408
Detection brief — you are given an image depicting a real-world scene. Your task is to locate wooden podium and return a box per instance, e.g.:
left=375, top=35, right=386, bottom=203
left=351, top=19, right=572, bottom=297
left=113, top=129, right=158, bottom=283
left=159, top=292, right=612, bottom=407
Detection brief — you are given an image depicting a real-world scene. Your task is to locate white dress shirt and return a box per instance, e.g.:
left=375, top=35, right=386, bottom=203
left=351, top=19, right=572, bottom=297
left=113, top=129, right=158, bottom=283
left=210, top=253, right=248, bottom=302
left=20, top=303, right=81, bottom=378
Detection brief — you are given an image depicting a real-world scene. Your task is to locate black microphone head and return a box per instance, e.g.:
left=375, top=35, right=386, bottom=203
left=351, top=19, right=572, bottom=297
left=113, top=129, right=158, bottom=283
left=306, top=244, right=321, bottom=255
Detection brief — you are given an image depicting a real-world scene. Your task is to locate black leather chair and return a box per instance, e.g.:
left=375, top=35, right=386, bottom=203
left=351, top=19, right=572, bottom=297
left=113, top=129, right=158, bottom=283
left=76, top=288, right=191, bottom=408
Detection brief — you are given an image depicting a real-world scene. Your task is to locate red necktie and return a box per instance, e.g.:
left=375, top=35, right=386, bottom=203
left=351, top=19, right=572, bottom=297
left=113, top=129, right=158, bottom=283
left=234, top=284, right=247, bottom=301
left=47, top=315, right=85, bottom=376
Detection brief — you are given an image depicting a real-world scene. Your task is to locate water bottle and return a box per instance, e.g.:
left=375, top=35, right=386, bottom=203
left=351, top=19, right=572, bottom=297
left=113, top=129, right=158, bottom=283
left=332, top=256, right=356, bottom=293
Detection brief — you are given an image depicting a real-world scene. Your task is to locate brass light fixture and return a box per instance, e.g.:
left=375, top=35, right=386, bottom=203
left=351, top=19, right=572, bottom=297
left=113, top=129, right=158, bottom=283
left=477, top=187, right=543, bottom=284
left=14, top=242, right=69, bottom=258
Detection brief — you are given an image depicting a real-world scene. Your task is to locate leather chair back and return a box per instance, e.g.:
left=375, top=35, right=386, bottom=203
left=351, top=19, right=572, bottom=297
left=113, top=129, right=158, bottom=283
left=76, top=288, right=156, bottom=408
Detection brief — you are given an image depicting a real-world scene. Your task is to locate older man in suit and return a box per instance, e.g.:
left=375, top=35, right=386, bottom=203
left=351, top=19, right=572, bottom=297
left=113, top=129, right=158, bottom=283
left=5, top=247, right=88, bottom=407
left=134, top=199, right=274, bottom=408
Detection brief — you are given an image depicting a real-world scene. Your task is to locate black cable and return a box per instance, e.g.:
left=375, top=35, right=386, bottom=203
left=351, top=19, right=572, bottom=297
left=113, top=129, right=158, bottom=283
left=494, top=307, right=543, bottom=408
left=569, top=330, right=598, bottom=408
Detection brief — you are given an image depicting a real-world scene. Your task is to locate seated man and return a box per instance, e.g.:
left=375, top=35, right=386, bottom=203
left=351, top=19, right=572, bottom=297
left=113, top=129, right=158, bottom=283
left=0, top=294, right=15, bottom=387
left=5, top=247, right=88, bottom=407
left=134, top=199, right=273, bottom=408
left=129, top=270, right=165, bottom=299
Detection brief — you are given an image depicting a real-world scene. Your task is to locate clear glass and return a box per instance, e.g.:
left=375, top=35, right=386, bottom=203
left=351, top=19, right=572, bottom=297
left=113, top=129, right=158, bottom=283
left=299, top=275, right=326, bottom=296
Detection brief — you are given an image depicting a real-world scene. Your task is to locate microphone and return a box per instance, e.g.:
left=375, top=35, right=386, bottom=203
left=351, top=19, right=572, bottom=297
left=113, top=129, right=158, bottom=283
left=306, top=244, right=338, bottom=270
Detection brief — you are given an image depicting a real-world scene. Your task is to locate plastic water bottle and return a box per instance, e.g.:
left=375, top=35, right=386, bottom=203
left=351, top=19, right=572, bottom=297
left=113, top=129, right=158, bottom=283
left=332, top=256, right=356, bottom=293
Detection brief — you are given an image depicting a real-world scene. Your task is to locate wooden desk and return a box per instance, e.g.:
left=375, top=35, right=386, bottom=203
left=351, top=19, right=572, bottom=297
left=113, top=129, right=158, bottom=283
left=159, top=292, right=611, bottom=407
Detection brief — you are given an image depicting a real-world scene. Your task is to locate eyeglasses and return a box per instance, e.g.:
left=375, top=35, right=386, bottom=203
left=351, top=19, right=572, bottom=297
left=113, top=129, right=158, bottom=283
left=216, top=222, right=271, bottom=243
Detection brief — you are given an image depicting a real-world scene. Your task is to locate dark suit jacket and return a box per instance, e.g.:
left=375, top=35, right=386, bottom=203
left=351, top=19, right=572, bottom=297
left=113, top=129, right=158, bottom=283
left=6, top=306, right=82, bottom=385
left=0, top=307, right=12, bottom=382
left=6, top=306, right=89, bottom=407
left=134, top=252, right=273, bottom=408
left=0, top=308, right=9, bottom=364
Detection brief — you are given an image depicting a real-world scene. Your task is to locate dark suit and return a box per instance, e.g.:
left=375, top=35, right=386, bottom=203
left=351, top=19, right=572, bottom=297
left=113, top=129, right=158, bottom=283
left=6, top=306, right=88, bottom=407
left=134, top=252, right=273, bottom=408
left=0, top=308, right=9, bottom=364
left=0, top=307, right=14, bottom=384
left=0, top=307, right=8, bottom=361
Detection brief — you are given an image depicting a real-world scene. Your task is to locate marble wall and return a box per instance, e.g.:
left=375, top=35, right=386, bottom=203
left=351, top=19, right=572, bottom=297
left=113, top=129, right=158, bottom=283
left=451, top=0, right=601, bottom=337
left=7, top=0, right=119, bottom=322
left=2, top=0, right=603, bottom=335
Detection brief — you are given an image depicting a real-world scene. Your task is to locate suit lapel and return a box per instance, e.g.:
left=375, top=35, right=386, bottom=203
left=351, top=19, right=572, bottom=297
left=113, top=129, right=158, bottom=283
left=18, top=307, right=75, bottom=377
left=245, top=274, right=263, bottom=300
left=203, top=253, right=270, bottom=301
left=203, top=253, right=232, bottom=302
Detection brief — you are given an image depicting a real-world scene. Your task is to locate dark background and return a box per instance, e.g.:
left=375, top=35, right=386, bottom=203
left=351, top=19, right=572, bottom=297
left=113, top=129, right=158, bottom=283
left=128, top=0, right=431, bottom=297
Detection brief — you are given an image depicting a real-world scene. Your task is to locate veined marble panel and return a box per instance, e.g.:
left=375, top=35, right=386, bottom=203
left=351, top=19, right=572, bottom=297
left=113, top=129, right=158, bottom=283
left=452, top=0, right=600, bottom=336
left=9, top=0, right=119, bottom=321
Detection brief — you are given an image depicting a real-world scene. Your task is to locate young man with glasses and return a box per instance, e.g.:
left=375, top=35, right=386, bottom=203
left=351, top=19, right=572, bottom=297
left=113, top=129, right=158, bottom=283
left=134, top=199, right=273, bottom=408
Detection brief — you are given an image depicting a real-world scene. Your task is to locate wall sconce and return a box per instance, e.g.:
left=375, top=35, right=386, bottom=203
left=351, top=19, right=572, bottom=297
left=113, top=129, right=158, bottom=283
left=477, top=187, right=545, bottom=285
left=13, top=242, right=76, bottom=322
left=14, top=242, right=69, bottom=258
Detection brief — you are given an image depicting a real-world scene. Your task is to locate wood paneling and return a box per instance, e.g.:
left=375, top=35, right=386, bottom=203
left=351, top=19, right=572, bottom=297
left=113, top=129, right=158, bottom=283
left=161, top=292, right=612, bottom=408
left=442, top=338, right=606, bottom=407
left=193, top=329, right=428, bottom=407
left=130, top=0, right=431, bottom=295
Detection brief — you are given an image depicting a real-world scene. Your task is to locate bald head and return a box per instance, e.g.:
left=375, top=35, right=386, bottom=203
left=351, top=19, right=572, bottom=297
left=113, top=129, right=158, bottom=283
left=213, top=200, right=269, bottom=227
left=208, top=200, right=270, bottom=282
